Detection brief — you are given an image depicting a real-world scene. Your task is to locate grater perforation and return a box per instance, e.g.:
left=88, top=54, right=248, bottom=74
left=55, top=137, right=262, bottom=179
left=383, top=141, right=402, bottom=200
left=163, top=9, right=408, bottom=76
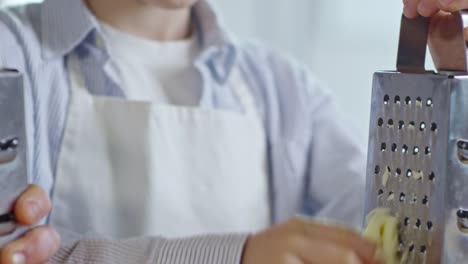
left=0, top=70, right=29, bottom=247
left=371, top=91, right=437, bottom=263
left=365, top=11, right=468, bottom=264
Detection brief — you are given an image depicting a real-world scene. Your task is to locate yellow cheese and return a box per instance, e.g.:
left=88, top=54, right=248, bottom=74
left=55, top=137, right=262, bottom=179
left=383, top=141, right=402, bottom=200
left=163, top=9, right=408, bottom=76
left=413, top=170, right=423, bottom=180
left=363, top=208, right=400, bottom=264
left=382, top=166, right=390, bottom=187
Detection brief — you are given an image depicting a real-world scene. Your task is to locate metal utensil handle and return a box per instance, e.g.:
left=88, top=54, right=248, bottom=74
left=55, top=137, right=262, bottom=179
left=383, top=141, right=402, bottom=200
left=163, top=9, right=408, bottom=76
left=397, top=11, right=468, bottom=73
left=397, top=15, right=430, bottom=73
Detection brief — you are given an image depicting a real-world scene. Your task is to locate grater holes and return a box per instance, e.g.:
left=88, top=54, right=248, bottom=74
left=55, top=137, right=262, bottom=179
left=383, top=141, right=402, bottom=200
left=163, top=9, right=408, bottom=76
left=409, top=244, right=415, bottom=253
left=381, top=143, right=387, bottom=151
left=0, top=137, right=19, bottom=151
left=420, top=245, right=427, bottom=254
left=384, top=95, right=390, bottom=104
left=427, top=221, right=433, bottom=230
left=399, top=239, right=405, bottom=251
left=395, top=95, right=401, bottom=104
left=398, top=120, right=405, bottom=130
left=378, top=118, right=384, bottom=127
left=404, top=217, right=410, bottom=226
left=396, top=168, right=402, bottom=176
left=425, top=147, right=431, bottom=155
left=426, top=98, right=433, bottom=107
left=388, top=191, right=395, bottom=201
left=405, top=96, right=411, bottom=105
left=392, top=143, right=397, bottom=152
left=456, top=210, right=468, bottom=230
left=399, top=192, right=406, bottom=202
left=429, top=172, right=435, bottom=181
left=375, top=166, right=380, bottom=174
left=419, top=122, right=426, bottom=131
left=431, top=123, right=438, bottom=132
left=378, top=189, right=384, bottom=197
left=409, top=121, right=416, bottom=130
left=422, top=195, right=429, bottom=205
left=416, top=97, right=422, bottom=107
left=411, top=194, right=418, bottom=204
left=388, top=119, right=394, bottom=127
left=406, top=169, right=413, bottom=178
left=402, top=145, right=408, bottom=154
left=458, top=141, right=468, bottom=150
left=415, top=219, right=422, bottom=229
left=413, top=146, right=420, bottom=155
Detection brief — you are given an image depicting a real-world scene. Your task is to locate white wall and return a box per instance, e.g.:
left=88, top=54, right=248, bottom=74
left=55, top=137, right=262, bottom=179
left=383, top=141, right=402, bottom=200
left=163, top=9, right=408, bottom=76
left=215, top=0, right=405, bottom=140
left=1, top=0, right=39, bottom=5
left=4, top=0, right=411, bottom=140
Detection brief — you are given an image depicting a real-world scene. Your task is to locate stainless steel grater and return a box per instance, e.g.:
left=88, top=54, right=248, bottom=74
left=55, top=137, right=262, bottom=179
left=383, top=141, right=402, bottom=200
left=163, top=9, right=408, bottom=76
left=0, top=69, right=29, bottom=247
left=364, top=12, right=468, bottom=264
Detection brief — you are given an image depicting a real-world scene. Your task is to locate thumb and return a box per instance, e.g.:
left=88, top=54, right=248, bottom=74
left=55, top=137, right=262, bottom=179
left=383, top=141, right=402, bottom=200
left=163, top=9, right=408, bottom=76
left=438, top=0, right=468, bottom=12
left=0, top=226, right=61, bottom=264
left=14, top=185, right=51, bottom=226
left=429, top=11, right=468, bottom=71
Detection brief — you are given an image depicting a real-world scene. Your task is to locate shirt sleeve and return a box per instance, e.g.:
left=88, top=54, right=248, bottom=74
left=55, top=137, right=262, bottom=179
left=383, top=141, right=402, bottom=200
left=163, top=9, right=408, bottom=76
left=0, top=13, right=28, bottom=72
left=50, top=233, right=248, bottom=264
left=237, top=42, right=367, bottom=227
left=0, top=16, right=250, bottom=264
left=302, top=71, right=368, bottom=230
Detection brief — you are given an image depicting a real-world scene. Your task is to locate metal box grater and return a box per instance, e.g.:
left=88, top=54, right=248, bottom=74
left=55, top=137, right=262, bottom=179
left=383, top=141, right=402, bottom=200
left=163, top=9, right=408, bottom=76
left=0, top=69, right=29, bottom=247
left=364, top=12, right=468, bottom=264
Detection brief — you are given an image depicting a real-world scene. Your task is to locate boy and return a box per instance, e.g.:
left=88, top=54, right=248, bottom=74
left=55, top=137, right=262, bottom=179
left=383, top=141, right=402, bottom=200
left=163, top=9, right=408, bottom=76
left=1, top=0, right=463, bottom=263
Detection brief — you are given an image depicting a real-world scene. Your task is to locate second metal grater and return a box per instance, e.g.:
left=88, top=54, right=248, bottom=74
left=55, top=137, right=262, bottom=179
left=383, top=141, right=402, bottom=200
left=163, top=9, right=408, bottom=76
left=364, top=12, right=468, bottom=264
left=0, top=69, right=29, bottom=247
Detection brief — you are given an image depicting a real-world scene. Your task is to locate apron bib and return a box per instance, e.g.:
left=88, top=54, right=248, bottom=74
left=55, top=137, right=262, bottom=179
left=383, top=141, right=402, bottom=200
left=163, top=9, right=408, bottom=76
left=49, top=55, right=271, bottom=238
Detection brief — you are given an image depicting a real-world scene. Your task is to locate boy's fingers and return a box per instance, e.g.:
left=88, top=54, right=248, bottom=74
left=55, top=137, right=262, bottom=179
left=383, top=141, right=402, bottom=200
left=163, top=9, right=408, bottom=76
left=418, top=0, right=441, bottom=17
left=404, top=0, right=423, bottom=18
left=0, top=226, right=60, bottom=264
left=438, top=0, right=468, bottom=12
left=14, top=185, right=51, bottom=226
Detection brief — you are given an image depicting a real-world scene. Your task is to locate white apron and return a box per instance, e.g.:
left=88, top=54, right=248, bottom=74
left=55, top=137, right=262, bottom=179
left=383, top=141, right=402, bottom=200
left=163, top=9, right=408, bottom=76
left=49, top=55, right=271, bottom=238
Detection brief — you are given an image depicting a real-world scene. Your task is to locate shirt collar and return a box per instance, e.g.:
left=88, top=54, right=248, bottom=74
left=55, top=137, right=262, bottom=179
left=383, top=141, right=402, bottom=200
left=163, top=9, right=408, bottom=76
left=192, top=0, right=239, bottom=83
left=40, top=0, right=239, bottom=83
left=41, top=0, right=98, bottom=60
left=191, top=0, right=234, bottom=50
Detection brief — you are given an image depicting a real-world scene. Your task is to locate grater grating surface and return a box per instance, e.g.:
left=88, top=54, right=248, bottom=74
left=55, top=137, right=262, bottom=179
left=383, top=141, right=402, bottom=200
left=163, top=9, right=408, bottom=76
left=0, top=69, right=29, bottom=247
left=363, top=11, right=468, bottom=264
left=365, top=72, right=450, bottom=264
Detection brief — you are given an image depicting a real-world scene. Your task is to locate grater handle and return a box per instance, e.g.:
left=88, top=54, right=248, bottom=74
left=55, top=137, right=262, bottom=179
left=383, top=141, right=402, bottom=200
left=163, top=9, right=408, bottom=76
left=397, top=15, right=430, bottom=73
left=397, top=11, right=468, bottom=73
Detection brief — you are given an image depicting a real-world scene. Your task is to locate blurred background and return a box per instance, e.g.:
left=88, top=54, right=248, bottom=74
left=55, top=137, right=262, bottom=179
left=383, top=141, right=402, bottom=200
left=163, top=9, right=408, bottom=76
left=2, top=0, right=416, bottom=141
left=216, top=0, right=407, bottom=142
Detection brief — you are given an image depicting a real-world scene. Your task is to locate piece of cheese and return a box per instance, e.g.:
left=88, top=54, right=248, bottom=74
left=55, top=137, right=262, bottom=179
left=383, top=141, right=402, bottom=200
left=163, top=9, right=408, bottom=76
left=363, top=208, right=400, bottom=264
left=413, top=171, right=423, bottom=181
left=382, top=166, right=390, bottom=187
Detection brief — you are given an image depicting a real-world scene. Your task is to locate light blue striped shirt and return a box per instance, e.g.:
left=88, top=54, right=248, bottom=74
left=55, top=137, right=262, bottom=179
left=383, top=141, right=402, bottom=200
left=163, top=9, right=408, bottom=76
left=0, top=0, right=368, bottom=262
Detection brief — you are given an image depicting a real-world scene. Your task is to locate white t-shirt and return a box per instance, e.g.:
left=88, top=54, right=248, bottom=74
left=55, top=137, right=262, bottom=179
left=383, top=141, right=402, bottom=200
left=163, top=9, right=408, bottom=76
left=99, top=23, right=201, bottom=106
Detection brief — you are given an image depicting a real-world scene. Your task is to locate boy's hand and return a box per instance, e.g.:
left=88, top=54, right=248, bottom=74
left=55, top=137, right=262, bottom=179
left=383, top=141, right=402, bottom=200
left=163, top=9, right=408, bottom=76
left=0, top=185, right=60, bottom=264
left=404, top=0, right=468, bottom=71
left=242, top=218, right=381, bottom=264
left=403, top=0, right=468, bottom=18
